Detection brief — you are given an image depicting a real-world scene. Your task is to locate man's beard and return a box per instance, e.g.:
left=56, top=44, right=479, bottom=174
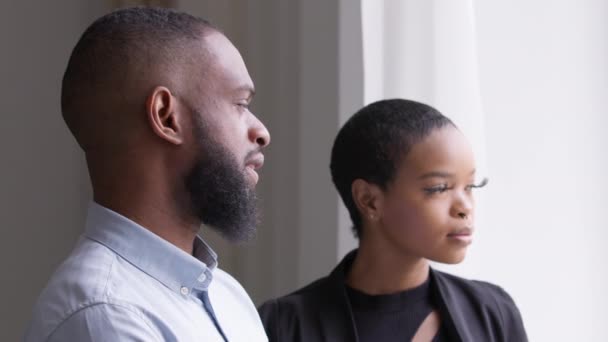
left=184, top=115, right=259, bottom=243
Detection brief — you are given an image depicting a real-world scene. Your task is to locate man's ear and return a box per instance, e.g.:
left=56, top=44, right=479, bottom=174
left=351, top=179, right=384, bottom=223
left=146, top=86, right=185, bottom=145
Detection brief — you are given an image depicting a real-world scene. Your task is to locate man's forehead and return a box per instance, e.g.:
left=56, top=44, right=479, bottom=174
left=197, top=32, right=253, bottom=92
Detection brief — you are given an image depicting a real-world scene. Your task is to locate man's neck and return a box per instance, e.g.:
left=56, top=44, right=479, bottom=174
left=88, top=150, right=200, bottom=255
left=93, top=192, right=199, bottom=255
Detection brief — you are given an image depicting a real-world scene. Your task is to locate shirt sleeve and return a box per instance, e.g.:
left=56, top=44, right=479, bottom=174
left=47, top=303, right=161, bottom=342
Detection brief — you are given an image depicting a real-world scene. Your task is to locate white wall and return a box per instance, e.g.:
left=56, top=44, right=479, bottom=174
left=0, top=2, right=108, bottom=341
left=469, top=1, right=608, bottom=340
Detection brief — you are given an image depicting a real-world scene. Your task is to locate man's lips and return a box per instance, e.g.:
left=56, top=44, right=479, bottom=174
left=245, top=153, right=264, bottom=185
left=245, top=154, right=264, bottom=170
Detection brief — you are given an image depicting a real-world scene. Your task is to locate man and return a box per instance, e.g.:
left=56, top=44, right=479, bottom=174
left=25, top=7, right=270, bottom=341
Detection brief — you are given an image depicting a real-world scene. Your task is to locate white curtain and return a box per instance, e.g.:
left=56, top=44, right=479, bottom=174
left=361, top=1, right=608, bottom=341
left=361, top=0, right=489, bottom=283
left=362, top=0, right=487, bottom=179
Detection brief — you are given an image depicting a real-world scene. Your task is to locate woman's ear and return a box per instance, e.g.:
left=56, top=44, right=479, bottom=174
left=351, top=179, right=384, bottom=223
left=146, top=86, right=185, bottom=145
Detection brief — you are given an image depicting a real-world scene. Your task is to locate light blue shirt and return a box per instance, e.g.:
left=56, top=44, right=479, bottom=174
left=25, top=203, right=268, bottom=341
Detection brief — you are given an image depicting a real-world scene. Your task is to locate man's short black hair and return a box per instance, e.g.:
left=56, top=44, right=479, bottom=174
left=61, top=7, right=216, bottom=148
left=330, top=99, right=455, bottom=238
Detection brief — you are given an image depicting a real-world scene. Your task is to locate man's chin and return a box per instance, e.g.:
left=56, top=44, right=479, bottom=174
left=208, top=222, right=257, bottom=244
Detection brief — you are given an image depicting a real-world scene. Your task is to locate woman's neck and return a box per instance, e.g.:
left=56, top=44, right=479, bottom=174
left=346, top=238, right=430, bottom=295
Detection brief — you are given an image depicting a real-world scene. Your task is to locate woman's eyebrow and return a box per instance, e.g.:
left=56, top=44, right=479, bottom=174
left=418, top=171, right=453, bottom=180
left=418, top=169, right=476, bottom=180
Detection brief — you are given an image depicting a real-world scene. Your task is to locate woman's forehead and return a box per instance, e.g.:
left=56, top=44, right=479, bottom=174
left=399, top=127, right=476, bottom=178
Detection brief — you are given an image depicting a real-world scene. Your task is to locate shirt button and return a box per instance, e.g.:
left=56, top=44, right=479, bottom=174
left=197, top=274, right=207, bottom=283
left=180, top=286, right=189, bottom=295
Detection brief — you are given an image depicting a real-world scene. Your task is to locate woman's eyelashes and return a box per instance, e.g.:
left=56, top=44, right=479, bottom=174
left=424, top=183, right=452, bottom=195
left=424, top=178, right=489, bottom=195
left=465, top=177, right=489, bottom=191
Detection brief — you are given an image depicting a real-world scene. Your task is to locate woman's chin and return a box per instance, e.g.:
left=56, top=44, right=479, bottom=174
left=430, top=251, right=468, bottom=265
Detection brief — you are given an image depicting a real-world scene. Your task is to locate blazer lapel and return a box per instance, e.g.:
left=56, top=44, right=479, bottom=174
left=430, top=269, right=469, bottom=342
left=318, top=251, right=359, bottom=342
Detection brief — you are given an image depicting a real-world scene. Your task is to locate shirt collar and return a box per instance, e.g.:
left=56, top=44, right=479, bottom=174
left=83, top=202, right=217, bottom=295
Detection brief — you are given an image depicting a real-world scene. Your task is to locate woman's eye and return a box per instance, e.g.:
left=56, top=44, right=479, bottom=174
left=465, top=178, right=489, bottom=191
left=424, top=184, right=450, bottom=195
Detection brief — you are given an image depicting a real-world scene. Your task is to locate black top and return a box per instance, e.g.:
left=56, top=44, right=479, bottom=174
left=346, top=278, right=448, bottom=341
left=258, top=249, right=528, bottom=342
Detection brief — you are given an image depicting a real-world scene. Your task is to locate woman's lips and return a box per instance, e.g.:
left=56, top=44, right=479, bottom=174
left=447, top=228, right=473, bottom=244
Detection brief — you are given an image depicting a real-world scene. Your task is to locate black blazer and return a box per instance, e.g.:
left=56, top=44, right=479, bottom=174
left=259, top=250, right=527, bottom=342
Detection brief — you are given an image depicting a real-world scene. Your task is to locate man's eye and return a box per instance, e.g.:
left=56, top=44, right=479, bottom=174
left=424, top=184, right=450, bottom=195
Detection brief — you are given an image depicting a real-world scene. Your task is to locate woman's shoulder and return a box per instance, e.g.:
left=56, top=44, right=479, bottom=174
left=258, top=275, right=348, bottom=342
left=431, top=269, right=528, bottom=341
left=431, top=269, right=519, bottom=309
left=258, top=274, right=334, bottom=315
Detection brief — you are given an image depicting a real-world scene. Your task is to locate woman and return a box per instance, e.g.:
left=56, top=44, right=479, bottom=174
left=258, top=99, right=527, bottom=341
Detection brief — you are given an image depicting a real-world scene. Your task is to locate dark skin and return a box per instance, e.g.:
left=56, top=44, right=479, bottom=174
left=82, top=31, right=270, bottom=254
left=346, top=126, right=479, bottom=336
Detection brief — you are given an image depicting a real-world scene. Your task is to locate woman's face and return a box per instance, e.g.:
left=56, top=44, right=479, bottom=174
left=376, top=126, right=484, bottom=264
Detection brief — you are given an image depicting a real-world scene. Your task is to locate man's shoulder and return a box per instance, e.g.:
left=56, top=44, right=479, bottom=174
left=25, top=238, right=132, bottom=340
left=35, top=237, right=118, bottom=306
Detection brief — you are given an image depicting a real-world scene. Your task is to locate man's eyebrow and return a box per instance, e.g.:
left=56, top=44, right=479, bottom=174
left=234, top=85, right=255, bottom=98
